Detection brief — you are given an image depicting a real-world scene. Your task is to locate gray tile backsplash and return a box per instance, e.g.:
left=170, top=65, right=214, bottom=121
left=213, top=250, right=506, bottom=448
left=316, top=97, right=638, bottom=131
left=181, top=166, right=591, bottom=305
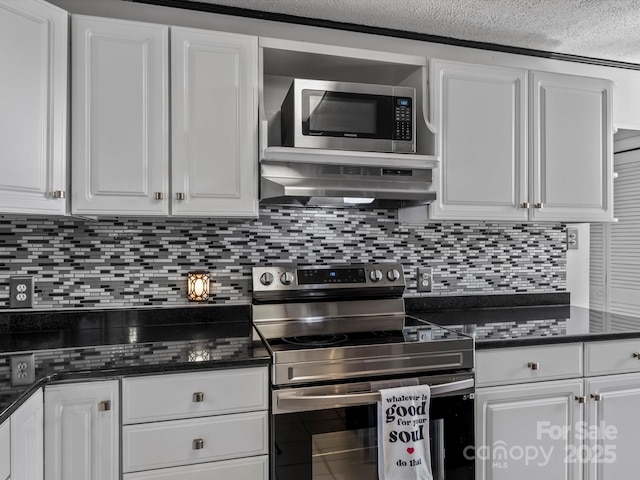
left=0, top=207, right=566, bottom=309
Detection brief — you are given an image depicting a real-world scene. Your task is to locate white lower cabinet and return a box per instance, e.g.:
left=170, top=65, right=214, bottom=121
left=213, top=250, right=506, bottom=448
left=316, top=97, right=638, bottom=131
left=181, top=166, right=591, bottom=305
left=477, top=341, right=640, bottom=480
left=584, top=373, right=640, bottom=480
left=123, top=455, right=268, bottom=480
left=1, top=418, right=10, bottom=480
left=44, top=380, right=119, bottom=480
left=476, top=379, right=583, bottom=480
left=11, top=388, right=43, bottom=480
left=122, top=366, right=268, bottom=479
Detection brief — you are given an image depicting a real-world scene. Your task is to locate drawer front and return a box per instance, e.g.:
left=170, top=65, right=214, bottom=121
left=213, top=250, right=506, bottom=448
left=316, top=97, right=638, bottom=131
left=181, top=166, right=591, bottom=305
left=585, top=339, right=640, bottom=376
left=123, top=455, right=268, bottom=480
left=122, top=411, right=268, bottom=472
left=476, top=343, right=583, bottom=386
left=122, top=366, right=267, bottom=424
left=0, top=419, right=9, bottom=480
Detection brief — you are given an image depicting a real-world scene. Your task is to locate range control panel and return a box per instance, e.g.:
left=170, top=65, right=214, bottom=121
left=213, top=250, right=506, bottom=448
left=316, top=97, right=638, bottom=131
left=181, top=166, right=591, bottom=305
left=252, top=263, right=406, bottom=299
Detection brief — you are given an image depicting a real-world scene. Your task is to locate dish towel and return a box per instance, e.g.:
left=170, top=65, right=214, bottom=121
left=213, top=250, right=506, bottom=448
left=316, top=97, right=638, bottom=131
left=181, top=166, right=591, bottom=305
left=378, top=384, right=433, bottom=480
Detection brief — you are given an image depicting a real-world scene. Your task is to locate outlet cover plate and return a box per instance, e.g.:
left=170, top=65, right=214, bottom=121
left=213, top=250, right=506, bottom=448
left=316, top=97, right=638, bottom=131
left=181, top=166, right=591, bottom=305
left=417, top=267, right=433, bottom=293
left=9, top=276, right=33, bottom=308
left=10, top=354, right=35, bottom=386
left=567, top=228, right=579, bottom=250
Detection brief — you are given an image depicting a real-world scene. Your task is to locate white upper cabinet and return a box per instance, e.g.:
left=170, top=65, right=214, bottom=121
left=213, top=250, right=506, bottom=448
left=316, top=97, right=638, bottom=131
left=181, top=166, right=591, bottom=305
left=426, top=59, right=614, bottom=222
left=71, top=15, right=170, bottom=215
left=0, top=0, right=68, bottom=215
left=429, top=60, right=527, bottom=221
left=71, top=17, right=258, bottom=217
left=171, top=27, right=258, bottom=217
left=530, top=71, right=613, bottom=222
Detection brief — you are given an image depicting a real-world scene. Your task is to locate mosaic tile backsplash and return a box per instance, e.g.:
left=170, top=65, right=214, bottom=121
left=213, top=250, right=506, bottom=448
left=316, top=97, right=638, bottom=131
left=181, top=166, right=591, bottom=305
left=0, top=207, right=566, bottom=309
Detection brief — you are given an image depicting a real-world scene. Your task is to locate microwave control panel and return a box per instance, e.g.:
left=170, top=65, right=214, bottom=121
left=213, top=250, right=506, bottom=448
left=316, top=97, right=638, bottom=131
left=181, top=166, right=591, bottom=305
left=393, top=97, right=413, bottom=141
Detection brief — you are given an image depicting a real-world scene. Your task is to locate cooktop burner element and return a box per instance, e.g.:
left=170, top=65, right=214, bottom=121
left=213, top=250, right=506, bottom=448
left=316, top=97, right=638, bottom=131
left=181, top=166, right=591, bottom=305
left=282, top=333, right=349, bottom=347
left=251, top=263, right=474, bottom=386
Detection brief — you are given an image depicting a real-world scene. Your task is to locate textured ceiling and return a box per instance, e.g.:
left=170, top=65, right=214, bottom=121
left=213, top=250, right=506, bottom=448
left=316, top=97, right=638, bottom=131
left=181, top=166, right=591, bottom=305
left=187, top=0, right=640, bottom=64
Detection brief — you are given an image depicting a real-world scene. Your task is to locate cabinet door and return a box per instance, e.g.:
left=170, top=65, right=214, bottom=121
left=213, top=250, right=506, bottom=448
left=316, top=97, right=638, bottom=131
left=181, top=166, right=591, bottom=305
left=476, top=379, right=583, bottom=480
left=44, top=380, right=119, bottom=480
left=72, top=16, right=169, bottom=215
left=11, top=388, right=43, bottom=480
left=0, top=419, right=9, bottom=480
left=429, top=60, right=528, bottom=221
left=585, top=373, right=640, bottom=480
left=0, top=0, right=67, bottom=215
left=530, top=71, right=613, bottom=222
left=171, top=27, right=258, bottom=217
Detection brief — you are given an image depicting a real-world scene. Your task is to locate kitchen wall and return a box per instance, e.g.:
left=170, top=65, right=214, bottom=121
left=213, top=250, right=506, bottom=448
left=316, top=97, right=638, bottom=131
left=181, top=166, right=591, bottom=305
left=0, top=207, right=566, bottom=310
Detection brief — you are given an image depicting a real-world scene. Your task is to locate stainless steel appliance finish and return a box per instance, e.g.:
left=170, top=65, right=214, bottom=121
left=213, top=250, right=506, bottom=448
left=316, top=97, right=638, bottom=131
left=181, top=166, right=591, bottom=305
left=252, top=262, right=475, bottom=479
left=281, top=79, right=416, bottom=154
left=259, top=161, right=435, bottom=207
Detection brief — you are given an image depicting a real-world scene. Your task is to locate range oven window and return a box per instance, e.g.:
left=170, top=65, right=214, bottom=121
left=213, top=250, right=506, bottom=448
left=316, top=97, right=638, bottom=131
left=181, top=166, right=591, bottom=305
left=274, top=394, right=473, bottom=480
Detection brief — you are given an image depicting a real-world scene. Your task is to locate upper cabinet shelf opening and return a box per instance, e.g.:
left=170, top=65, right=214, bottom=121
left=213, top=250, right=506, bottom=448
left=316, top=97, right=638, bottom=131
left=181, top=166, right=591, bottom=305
left=258, top=37, right=437, bottom=166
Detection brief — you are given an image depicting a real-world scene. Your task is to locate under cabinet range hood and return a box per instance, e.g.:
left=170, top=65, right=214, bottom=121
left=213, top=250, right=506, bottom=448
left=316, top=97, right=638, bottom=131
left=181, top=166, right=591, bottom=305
left=260, top=156, right=436, bottom=208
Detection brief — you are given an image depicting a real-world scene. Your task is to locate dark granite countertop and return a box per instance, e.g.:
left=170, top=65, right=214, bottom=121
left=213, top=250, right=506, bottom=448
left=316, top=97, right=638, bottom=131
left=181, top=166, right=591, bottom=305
left=409, top=304, right=640, bottom=349
left=0, top=305, right=270, bottom=424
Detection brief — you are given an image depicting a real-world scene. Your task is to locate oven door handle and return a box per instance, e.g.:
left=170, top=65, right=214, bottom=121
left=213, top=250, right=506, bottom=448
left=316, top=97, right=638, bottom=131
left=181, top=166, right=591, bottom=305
left=276, top=378, right=474, bottom=410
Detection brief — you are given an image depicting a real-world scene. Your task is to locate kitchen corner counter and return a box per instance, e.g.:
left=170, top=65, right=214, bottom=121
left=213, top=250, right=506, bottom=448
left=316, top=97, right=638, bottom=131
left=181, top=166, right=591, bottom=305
left=0, top=305, right=269, bottom=424
left=409, top=304, right=640, bottom=349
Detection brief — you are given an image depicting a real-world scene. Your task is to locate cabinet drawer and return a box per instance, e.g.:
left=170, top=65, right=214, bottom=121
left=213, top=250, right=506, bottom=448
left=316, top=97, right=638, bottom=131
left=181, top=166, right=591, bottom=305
left=476, top=343, right=583, bottom=386
left=122, top=410, right=268, bottom=472
left=0, top=419, right=9, bottom=480
left=123, top=455, right=268, bottom=480
left=585, top=339, right=640, bottom=376
left=122, top=366, right=267, bottom=424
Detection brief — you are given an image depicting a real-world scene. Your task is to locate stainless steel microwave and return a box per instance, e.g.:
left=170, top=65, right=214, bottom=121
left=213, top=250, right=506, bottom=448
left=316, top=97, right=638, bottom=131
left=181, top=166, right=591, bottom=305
left=281, top=79, right=416, bottom=154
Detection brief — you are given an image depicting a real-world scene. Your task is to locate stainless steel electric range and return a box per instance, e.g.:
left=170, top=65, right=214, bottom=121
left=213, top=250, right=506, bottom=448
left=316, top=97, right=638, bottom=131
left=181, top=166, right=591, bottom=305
left=252, top=263, right=475, bottom=480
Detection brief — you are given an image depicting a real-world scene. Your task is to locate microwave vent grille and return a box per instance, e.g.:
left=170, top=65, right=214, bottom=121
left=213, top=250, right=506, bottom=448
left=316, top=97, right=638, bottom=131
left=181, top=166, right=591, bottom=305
left=321, top=165, right=382, bottom=177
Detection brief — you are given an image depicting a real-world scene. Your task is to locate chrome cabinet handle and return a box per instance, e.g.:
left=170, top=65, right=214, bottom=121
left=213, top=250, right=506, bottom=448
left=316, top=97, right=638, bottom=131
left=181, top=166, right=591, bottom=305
left=153, top=192, right=164, bottom=200
left=520, top=202, right=530, bottom=209
left=575, top=396, right=586, bottom=404
left=193, top=392, right=205, bottom=403
left=633, top=353, right=640, bottom=359
left=591, top=393, right=603, bottom=401
left=528, top=362, right=540, bottom=370
left=192, top=439, right=204, bottom=450
left=98, top=400, right=111, bottom=412
left=534, top=203, right=544, bottom=209
left=176, top=193, right=186, bottom=200
left=52, top=190, right=66, bottom=199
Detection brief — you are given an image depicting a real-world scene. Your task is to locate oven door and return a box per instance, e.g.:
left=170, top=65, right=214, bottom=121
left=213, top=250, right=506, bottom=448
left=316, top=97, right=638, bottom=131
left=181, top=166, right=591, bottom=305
left=272, top=373, right=474, bottom=480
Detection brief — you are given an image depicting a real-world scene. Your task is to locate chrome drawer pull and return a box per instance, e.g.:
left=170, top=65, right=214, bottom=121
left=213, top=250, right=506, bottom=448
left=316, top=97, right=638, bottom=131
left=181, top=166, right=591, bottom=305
left=633, top=353, right=640, bottom=359
left=591, top=393, right=603, bottom=401
left=192, top=438, right=204, bottom=450
left=534, top=203, right=544, bottom=209
left=575, top=396, right=586, bottom=404
left=176, top=192, right=186, bottom=200
left=528, top=362, right=540, bottom=370
left=192, top=392, right=205, bottom=403
left=98, top=400, right=111, bottom=412
left=153, top=192, right=164, bottom=200
left=520, top=202, right=530, bottom=209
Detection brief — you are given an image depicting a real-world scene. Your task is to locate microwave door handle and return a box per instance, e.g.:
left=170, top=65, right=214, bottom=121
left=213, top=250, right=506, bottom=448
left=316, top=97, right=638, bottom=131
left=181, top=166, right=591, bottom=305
left=276, top=378, right=474, bottom=410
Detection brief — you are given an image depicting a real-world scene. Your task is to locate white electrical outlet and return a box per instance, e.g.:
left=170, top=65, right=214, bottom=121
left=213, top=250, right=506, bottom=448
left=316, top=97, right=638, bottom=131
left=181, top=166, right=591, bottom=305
left=417, top=267, right=432, bottom=292
left=9, top=276, right=33, bottom=308
left=10, top=354, right=35, bottom=386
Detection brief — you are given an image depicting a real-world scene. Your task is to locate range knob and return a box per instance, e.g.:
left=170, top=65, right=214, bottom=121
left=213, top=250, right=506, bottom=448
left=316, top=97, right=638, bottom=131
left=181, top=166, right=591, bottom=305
left=259, top=272, right=274, bottom=286
left=387, top=269, right=401, bottom=281
left=369, top=269, right=383, bottom=282
left=280, top=271, right=295, bottom=285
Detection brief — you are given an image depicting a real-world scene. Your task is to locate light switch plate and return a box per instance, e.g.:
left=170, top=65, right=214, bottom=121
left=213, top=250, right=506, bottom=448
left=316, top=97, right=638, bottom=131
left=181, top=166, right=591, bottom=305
left=417, top=267, right=432, bottom=292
